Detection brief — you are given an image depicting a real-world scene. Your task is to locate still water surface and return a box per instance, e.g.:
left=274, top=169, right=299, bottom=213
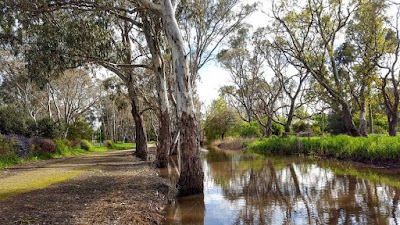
left=162, top=150, right=400, bottom=225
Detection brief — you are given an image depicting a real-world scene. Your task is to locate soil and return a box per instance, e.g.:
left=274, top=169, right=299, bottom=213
left=0, top=148, right=177, bottom=225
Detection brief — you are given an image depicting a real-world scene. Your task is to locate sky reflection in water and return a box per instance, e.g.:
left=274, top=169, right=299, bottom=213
left=163, top=150, right=400, bottom=225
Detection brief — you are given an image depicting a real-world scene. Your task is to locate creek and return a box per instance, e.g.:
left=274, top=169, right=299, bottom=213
left=161, top=149, right=400, bottom=225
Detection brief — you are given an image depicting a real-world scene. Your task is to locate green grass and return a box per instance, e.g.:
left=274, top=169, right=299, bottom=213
left=112, top=142, right=136, bottom=150
left=0, top=142, right=137, bottom=169
left=247, top=135, right=400, bottom=165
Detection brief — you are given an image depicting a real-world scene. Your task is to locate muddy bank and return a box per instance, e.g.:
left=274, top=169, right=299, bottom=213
left=0, top=149, right=176, bottom=225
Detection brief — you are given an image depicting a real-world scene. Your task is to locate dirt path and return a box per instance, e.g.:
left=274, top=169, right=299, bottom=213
left=0, top=149, right=176, bottom=225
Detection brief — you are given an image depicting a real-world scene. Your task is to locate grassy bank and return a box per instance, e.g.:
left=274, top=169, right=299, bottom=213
left=246, top=135, right=400, bottom=166
left=0, top=139, right=136, bottom=169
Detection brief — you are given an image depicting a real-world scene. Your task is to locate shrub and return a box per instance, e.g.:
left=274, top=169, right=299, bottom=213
left=32, top=137, right=56, bottom=155
left=5, top=134, right=31, bottom=158
left=70, top=140, right=81, bottom=149
left=239, top=121, right=262, bottom=138
left=104, top=140, right=115, bottom=149
left=34, top=117, right=63, bottom=139
left=54, top=138, right=71, bottom=154
left=0, top=105, right=32, bottom=137
left=67, top=121, right=93, bottom=140
left=80, top=139, right=94, bottom=151
left=0, top=134, right=16, bottom=160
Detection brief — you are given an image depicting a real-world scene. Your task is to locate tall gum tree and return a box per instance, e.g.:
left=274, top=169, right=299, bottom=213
left=137, top=0, right=204, bottom=196
left=4, top=2, right=151, bottom=159
left=141, top=13, right=171, bottom=168
left=379, top=6, right=400, bottom=136
left=271, top=0, right=361, bottom=136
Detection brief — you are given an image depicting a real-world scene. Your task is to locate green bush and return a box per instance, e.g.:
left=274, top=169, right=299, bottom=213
left=67, top=121, right=93, bottom=140
left=80, top=139, right=94, bottom=151
left=0, top=134, right=17, bottom=161
left=34, top=117, right=63, bottom=139
left=54, top=138, right=72, bottom=154
left=247, top=135, right=400, bottom=163
left=104, top=140, right=115, bottom=149
left=239, top=121, right=262, bottom=138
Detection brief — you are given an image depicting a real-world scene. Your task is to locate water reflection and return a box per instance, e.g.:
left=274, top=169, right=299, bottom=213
left=163, top=150, right=400, bottom=225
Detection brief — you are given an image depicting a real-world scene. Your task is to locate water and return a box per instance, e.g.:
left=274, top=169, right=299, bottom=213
left=162, top=150, right=400, bottom=225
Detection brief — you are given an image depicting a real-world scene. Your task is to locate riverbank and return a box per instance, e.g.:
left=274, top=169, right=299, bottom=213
left=0, top=148, right=176, bottom=224
left=212, top=135, right=400, bottom=168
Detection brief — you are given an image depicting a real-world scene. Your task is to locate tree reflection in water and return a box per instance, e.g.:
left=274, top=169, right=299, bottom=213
left=164, top=150, right=400, bottom=225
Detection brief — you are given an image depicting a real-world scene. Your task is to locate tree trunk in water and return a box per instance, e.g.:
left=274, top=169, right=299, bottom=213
left=129, top=91, right=148, bottom=160
left=178, top=112, right=203, bottom=196
left=162, top=0, right=204, bottom=195
left=388, top=113, right=398, bottom=136
left=359, top=102, right=368, bottom=136
left=341, top=102, right=360, bottom=136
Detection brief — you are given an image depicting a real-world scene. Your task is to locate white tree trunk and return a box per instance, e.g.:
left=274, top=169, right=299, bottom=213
left=162, top=0, right=204, bottom=195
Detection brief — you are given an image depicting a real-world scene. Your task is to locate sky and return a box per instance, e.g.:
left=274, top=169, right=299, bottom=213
left=196, top=1, right=268, bottom=110
left=196, top=0, right=400, bottom=110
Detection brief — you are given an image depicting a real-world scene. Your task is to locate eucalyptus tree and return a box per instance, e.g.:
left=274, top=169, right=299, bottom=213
left=203, top=98, right=238, bottom=141
left=218, top=27, right=257, bottom=123
left=135, top=0, right=207, bottom=196
left=2, top=0, right=154, bottom=159
left=179, top=0, right=256, bottom=81
left=101, top=76, right=136, bottom=142
left=218, top=27, right=284, bottom=136
left=253, top=28, right=310, bottom=134
left=271, top=0, right=361, bottom=136
left=378, top=5, right=400, bottom=136
left=0, top=50, right=48, bottom=122
left=342, top=0, right=390, bottom=136
left=49, top=69, right=99, bottom=137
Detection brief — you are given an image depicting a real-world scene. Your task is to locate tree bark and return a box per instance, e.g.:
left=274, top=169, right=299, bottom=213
left=157, top=109, right=170, bottom=167
left=359, top=102, right=368, bottom=136
left=341, top=102, right=360, bottom=136
left=265, top=116, right=273, bottom=137
left=142, top=14, right=171, bottom=168
left=129, top=88, right=148, bottom=160
left=388, top=113, right=398, bottom=136
left=162, top=0, right=204, bottom=195
left=284, top=103, right=295, bottom=133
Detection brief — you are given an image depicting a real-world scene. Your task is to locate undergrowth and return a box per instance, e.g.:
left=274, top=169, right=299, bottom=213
left=0, top=135, right=136, bottom=168
left=247, top=135, right=400, bottom=165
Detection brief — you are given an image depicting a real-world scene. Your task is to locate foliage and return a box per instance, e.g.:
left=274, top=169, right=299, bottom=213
left=0, top=134, right=17, bottom=163
left=0, top=105, right=31, bottom=136
left=80, top=139, right=94, bottom=151
left=247, top=135, right=400, bottom=164
left=69, top=140, right=81, bottom=149
left=292, top=121, right=312, bottom=133
left=326, top=112, right=348, bottom=135
left=104, top=140, right=115, bottom=149
left=34, top=117, right=63, bottom=139
left=67, top=121, right=93, bottom=140
left=5, top=134, right=31, bottom=158
left=204, top=98, right=240, bottom=141
left=54, top=138, right=72, bottom=154
left=31, top=138, right=56, bottom=155
left=237, top=121, right=263, bottom=138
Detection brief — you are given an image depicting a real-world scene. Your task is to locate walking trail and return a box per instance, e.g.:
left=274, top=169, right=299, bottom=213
left=0, top=148, right=176, bottom=225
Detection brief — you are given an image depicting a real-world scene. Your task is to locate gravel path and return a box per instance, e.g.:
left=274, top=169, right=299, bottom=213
left=0, top=149, right=176, bottom=225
